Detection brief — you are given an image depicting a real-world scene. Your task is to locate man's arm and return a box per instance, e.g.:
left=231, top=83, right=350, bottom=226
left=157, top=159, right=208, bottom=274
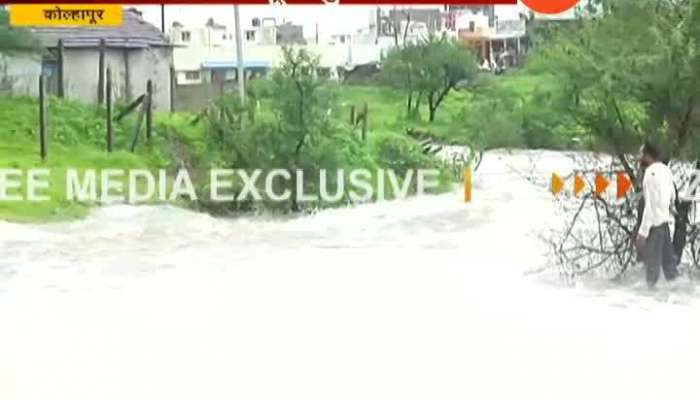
left=638, top=170, right=654, bottom=239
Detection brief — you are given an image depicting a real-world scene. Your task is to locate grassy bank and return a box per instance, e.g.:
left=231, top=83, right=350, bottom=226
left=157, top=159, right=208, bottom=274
left=335, top=71, right=564, bottom=149
left=0, top=71, right=560, bottom=222
left=0, top=97, right=169, bottom=222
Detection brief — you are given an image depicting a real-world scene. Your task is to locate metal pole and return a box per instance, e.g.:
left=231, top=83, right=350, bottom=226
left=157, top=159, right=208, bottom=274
left=234, top=5, right=245, bottom=105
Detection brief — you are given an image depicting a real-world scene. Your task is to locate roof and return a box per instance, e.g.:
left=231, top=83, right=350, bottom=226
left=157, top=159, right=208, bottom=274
left=29, top=8, right=170, bottom=49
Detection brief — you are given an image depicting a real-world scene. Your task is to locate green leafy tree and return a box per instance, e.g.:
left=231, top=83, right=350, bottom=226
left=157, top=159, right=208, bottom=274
left=529, top=0, right=700, bottom=177
left=532, top=0, right=700, bottom=277
left=0, top=9, right=40, bottom=53
left=419, top=37, right=478, bottom=122
left=382, top=37, right=478, bottom=122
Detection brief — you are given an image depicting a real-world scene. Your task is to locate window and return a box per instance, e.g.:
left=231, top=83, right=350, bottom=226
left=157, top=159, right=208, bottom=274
left=185, top=71, right=200, bottom=80
left=181, top=31, right=191, bottom=42
left=245, top=31, right=256, bottom=41
left=469, top=21, right=476, bottom=32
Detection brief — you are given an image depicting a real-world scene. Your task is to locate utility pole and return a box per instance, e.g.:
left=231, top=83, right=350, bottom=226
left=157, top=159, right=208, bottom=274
left=234, top=5, right=245, bottom=105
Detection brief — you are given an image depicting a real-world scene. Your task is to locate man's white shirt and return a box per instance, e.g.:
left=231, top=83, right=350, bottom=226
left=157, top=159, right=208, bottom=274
left=639, top=162, right=675, bottom=238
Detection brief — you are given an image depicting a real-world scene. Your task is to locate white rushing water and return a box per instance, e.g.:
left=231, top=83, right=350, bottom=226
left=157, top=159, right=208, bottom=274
left=0, top=150, right=698, bottom=400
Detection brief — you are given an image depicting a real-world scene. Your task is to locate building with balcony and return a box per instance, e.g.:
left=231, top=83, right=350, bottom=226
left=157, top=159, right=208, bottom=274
left=448, top=5, right=528, bottom=69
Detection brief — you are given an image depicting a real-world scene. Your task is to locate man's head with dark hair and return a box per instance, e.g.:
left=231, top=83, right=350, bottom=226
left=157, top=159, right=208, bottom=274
left=641, top=141, right=663, bottom=167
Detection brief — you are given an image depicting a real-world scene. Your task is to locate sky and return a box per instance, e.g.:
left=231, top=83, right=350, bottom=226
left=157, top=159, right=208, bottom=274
left=132, top=4, right=527, bottom=39
left=134, top=5, right=400, bottom=37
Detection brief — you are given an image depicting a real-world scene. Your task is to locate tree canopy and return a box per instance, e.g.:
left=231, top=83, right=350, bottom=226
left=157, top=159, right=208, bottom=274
left=528, top=0, right=700, bottom=171
left=382, top=36, right=478, bottom=122
left=0, top=9, right=40, bottom=53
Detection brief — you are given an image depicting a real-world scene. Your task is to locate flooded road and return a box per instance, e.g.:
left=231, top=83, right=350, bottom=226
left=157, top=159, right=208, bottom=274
left=1, top=150, right=698, bottom=400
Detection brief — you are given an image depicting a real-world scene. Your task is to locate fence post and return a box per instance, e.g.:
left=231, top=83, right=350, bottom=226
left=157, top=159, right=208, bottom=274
left=130, top=104, right=146, bottom=153
left=146, top=80, right=153, bottom=142
left=57, top=39, right=64, bottom=98
left=39, top=74, right=47, bottom=161
left=169, top=64, right=175, bottom=113
left=106, top=68, right=113, bottom=152
left=361, top=102, right=368, bottom=141
left=97, top=38, right=105, bottom=105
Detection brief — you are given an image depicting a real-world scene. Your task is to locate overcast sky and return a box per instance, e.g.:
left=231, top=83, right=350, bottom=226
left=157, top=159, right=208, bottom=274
left=134, top=5, right=400, bottom=37
left=132, top=5, right=527, bottom=38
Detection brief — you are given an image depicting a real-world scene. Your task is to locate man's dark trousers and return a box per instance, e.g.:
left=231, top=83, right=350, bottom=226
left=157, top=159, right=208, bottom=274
left=644, top=223, right=679, bottom=287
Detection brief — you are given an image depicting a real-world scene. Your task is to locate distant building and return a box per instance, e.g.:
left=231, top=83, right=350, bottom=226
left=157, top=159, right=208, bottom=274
left=448, top=5, right=528, bottom=69
left=169, top=16, right=390, bottom=88
left=1, top=8, right=173, bottom=109
left=275, top=22, right=305, bottom=45
left=387, top=8, right=443, bottom=34
left=0, top=8, right=173, bottom=108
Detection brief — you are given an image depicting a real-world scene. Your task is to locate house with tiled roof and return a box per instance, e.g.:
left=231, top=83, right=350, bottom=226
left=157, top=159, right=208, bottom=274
left=2, top=8, right=173, bottom=110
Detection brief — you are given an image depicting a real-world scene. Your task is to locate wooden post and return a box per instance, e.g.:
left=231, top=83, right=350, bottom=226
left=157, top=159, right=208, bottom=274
left=39, top=74, right=47, bottom=161
left=106, top=68, right=113, bottom=153
left=97, top=38, right=106, bottom=105
left=57, top=39, right=64, bottom=98
left=130, top=104, right=146, bottom=153
left=123, top=48, right=131, bottom=101
left=361, top=102, right=368, bottom=141
left=145, top=80, right=153, bottom=142
left=350, top=105, right=356, bottom=126
left=169, top=64, right=175, bottom=112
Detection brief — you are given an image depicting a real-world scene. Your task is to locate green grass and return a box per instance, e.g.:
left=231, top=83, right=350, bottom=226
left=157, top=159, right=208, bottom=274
left=0, top=72, right=552, bottom=222
left=335, top=83, right=469, bottom=142
left=334, top=72, right=553, bottom=145
left=0, top=96, right=170, bottom=222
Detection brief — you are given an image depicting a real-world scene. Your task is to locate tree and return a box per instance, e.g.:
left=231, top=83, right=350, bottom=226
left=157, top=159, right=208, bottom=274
left=0, top=10, right=40, bottom=53
left=381, top=43, right=423, bottom=117
left=530, top=0, right=700, bottom=175
left=420, top=37, right=478, bottom=122
left=382, top=36, right=478, bottom=122
left=530, top=0, right=700, bottom=278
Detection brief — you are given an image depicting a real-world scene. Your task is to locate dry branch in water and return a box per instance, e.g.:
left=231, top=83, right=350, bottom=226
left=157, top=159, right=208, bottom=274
left=522, top=152, right=700, bottom=284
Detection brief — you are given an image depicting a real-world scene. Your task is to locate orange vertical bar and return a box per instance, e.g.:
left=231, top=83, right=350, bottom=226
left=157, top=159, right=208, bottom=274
left=464, top=166, right=472, bottom=203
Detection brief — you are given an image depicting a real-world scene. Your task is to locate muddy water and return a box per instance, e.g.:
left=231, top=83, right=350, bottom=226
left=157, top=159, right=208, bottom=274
left=0, top=150, right=698, bottom=400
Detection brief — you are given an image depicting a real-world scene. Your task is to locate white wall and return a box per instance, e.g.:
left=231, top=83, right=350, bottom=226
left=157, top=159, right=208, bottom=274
left=0, top=52, right=41, bottom=97
left=62, top=47, right=172, bottom=111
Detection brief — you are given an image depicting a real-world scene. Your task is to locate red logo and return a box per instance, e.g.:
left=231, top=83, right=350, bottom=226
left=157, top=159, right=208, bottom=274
left=522, top=0, right=580, bottom=14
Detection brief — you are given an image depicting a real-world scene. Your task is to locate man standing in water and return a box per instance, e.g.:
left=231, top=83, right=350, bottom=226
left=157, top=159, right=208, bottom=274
left=636, top=142, right=679, bottom=288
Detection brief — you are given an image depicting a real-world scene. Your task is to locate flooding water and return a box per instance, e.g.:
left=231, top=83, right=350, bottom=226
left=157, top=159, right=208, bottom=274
left=0, top=150, right=698, bottom=400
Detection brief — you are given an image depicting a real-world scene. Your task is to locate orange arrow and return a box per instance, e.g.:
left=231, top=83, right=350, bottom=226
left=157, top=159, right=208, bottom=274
left=617, top=172, right=632, bottom=199
left=595, top=173, right=610, bottom=197
left=551, top=173, right=565, bottom=195
left=574, top=174, right=586, bottom=197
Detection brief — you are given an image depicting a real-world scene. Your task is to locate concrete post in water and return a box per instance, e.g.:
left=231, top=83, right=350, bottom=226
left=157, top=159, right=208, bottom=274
left=464, top=166, right=472, bottom=203
left=38, top=74, right=47, bottom=161
left=106, top=68, right=113, bottom=153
